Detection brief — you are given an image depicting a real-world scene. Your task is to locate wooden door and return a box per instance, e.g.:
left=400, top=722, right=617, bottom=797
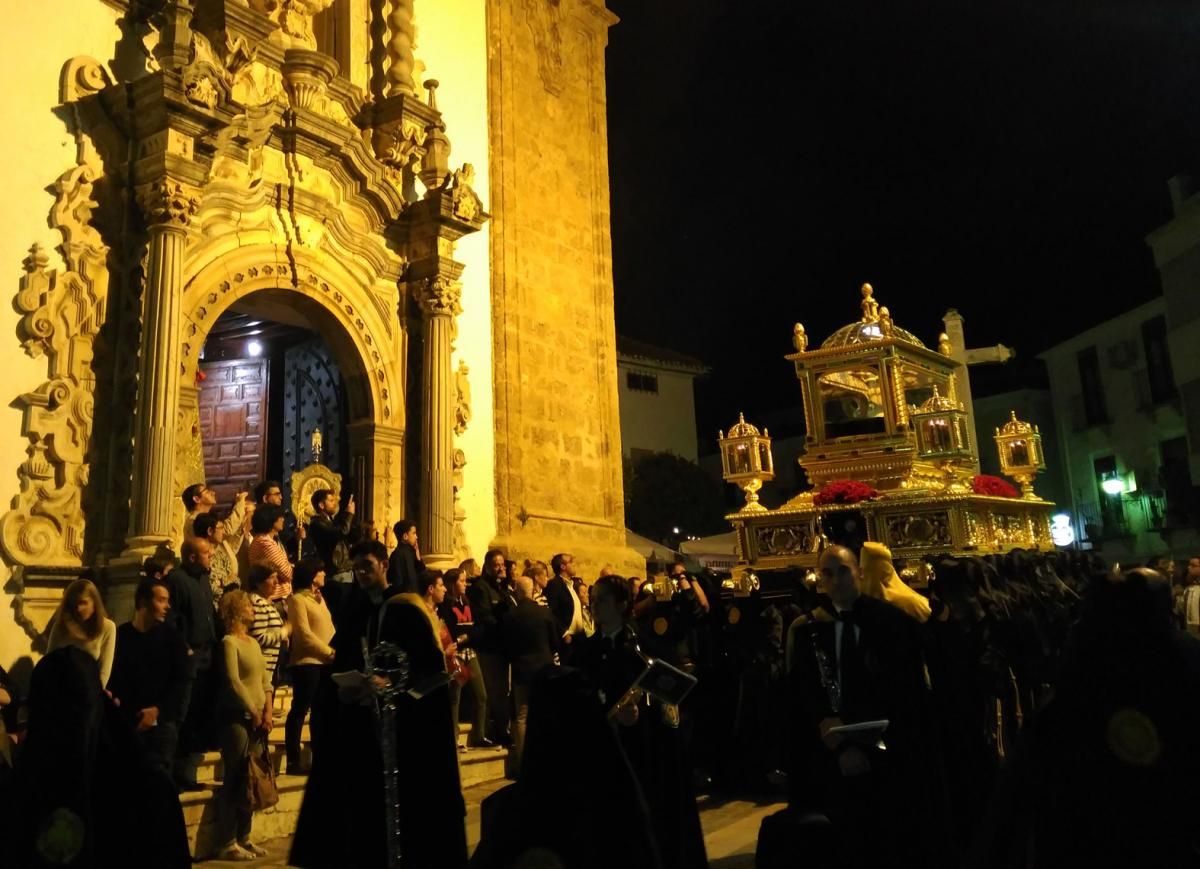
left=199, top=359, right=269, bottom=508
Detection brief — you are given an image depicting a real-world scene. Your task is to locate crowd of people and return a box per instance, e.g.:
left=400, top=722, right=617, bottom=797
left=0, top=471, right=1198, bottom=868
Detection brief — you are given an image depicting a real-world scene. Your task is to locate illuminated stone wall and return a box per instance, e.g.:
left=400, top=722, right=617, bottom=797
left=486, top=0, right=641, bottom=575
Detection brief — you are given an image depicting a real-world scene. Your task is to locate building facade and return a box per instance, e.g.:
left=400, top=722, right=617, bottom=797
left=1039, top=297, right=1198, bottom=562
left=0, top=0, right=638, bottom=669
left=616, top=336, right=707, bottom=463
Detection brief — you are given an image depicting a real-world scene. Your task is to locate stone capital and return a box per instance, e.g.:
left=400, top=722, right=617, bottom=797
left=136, top=178, right=201, bottom=230
left=412, top=276, right=463, bottom=318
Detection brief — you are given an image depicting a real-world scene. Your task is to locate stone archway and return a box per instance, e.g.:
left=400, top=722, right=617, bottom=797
left=172, top=245, right=407, bottom=544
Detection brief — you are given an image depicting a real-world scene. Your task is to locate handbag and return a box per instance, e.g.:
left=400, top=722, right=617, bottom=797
left=245, top=735, right=279, bottom=811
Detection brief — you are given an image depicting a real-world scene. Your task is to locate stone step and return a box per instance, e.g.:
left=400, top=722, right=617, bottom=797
left=182, top=774, right=307, bottom=859
left=182, top=693, right=508, bottom=858
left=459, top=744, right=510, bottom=788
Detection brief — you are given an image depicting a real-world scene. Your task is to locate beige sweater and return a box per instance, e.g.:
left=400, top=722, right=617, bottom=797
left=288, top=590, right=335, bottom=666
left=224, top=633, right=271, bottom=718
left=47, top=617, right=116, bottom=688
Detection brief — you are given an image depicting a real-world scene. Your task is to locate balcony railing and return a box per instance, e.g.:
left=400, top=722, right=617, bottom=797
left=1078, top=491, right=1170, bottom=543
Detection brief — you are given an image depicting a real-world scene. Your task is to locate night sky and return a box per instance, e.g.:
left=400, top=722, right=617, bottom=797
left=605, top=0, right=1200, bottom=451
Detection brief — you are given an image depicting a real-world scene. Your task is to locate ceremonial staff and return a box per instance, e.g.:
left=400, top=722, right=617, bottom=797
left=363, top=638, right=411, bottom=869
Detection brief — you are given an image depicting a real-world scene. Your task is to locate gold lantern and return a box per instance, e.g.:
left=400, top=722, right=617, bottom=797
left=719, top=413, right=775, bottom=512
left=911, top=386, right=972, bottom=492
left=911, top=386, right=971, bottom=460
left=994, top=411, right=1046, bottom=500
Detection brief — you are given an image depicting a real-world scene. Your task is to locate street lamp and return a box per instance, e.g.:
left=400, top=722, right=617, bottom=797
left=1101, top=475, right=1125, bottom=497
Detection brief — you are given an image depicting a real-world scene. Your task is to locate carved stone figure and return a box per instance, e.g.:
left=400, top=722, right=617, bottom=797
left=454, top=361, right=472, bottom=436
left=523, top=0, right=565, bottom=96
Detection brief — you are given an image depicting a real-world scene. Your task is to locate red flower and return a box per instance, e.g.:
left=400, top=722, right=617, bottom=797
left=813, top=480, right=880, bottom=506
left=195, top=369, right=207, bottom=385
left=972, top=474, right=1019, bottom=498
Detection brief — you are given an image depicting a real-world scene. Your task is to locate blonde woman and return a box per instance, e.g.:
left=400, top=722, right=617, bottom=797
left=524, top=561, right=551, bottom=607
left=47, top=578, right=116, bottom=687
left=216, top=590, right=273, bottom=862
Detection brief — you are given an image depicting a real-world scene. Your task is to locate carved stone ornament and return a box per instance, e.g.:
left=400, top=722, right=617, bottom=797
left=248, top=0, right=336, bottom=50
left=413, top=276, right=463, bottom=317
left=454, top=360, right=472, bottom=436
left=1, top=244, right=104, bottom=569
left=137, top=178, right=201, bottom=228
left=447, top=163, right=484, bottom=222
left=523, top=0, right=566, bottom=97
left=0, top=57, right=115, bottom=571
left=451, top=447, right=469, bottom=562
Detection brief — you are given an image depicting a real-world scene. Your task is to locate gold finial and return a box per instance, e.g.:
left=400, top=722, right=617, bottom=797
left=311, top=426, right=323, bottom=465
left=879, top=306, right=894, bottom=337
left=860, top=283, right=881, bottom=323
left=792, top=322, right=808, bottom=352
left=938, top=332, right=953, bottom=356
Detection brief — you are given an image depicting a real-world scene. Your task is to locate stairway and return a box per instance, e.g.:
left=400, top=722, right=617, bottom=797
left=182, top=686, right=509, bottom=858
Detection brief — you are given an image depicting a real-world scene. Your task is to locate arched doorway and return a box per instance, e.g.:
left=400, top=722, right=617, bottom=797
left=172, top=248, right=408, bottom=547
left=195, top=296, right=357, bottom=514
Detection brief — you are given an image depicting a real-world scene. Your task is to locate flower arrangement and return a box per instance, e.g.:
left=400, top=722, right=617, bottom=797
left=813, top=479, right=880, bottom=506
left=972, top=474, right=1019, bottom=498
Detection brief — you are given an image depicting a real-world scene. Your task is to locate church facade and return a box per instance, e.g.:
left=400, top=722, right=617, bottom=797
left=0, top=0, right=638, bottom=667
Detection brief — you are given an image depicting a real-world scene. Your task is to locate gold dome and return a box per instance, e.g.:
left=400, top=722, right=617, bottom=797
left=913, top=385, right=962, bottom=414
left=726, top=412, right=761, bottom=438
left=997, top=410, right=1036, bottom=436
left=819, top=283, right=926, bottom=350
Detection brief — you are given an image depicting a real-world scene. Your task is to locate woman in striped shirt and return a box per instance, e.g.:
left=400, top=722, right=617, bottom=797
left=244, top=565, right=290, bottom=683
left=249, top=505, right=293, bottom=600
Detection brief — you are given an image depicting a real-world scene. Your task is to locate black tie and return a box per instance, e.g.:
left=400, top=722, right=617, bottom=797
left=838, top=610, right=860, bottom=701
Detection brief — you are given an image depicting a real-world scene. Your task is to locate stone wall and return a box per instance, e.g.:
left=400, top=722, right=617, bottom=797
left=487, top=0, right=640, bottom=575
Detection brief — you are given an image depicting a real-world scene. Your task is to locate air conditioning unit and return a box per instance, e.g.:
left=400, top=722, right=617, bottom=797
left=1106, top=340, right=1139, bottom=370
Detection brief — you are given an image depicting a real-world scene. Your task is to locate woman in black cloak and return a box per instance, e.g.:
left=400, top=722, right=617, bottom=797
left=471, top=663, right=662, bottom=869
left=5, top=645, right=189, bottom=868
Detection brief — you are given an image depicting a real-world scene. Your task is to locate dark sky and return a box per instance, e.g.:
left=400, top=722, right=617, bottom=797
left=604, top=0, right=1200, bottom=451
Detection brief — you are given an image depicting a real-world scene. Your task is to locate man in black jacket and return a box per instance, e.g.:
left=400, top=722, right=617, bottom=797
left=502, top=576, right=559, bottom=775
left=108, top=576, right=190, bottom=777
left=163, top=538, right=217, bottom=790
left=469, top=549, right=512, bottom=745
left=546, top=553, right=587, bottom=658
left=307, top=489, right=356, bottom=584
left=387, top=518, right=424, bottom=595
left=791, top=544, right=930, bottom=868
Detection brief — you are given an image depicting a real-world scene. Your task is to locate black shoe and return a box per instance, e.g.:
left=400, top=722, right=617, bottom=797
left=468, top=737, right=496, bottom=750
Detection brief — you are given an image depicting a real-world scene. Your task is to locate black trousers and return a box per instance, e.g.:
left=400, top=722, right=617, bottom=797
left=477, top=651, right=511, bottom=745
left=287, top=664, right=324, bottom=765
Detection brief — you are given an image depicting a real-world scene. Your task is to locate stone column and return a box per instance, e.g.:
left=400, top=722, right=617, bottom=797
left=414, top=277, right=461, bottom=566
left=386, top=0, right=417, bottom=96
left=123, top=179, right=199, bottom=553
